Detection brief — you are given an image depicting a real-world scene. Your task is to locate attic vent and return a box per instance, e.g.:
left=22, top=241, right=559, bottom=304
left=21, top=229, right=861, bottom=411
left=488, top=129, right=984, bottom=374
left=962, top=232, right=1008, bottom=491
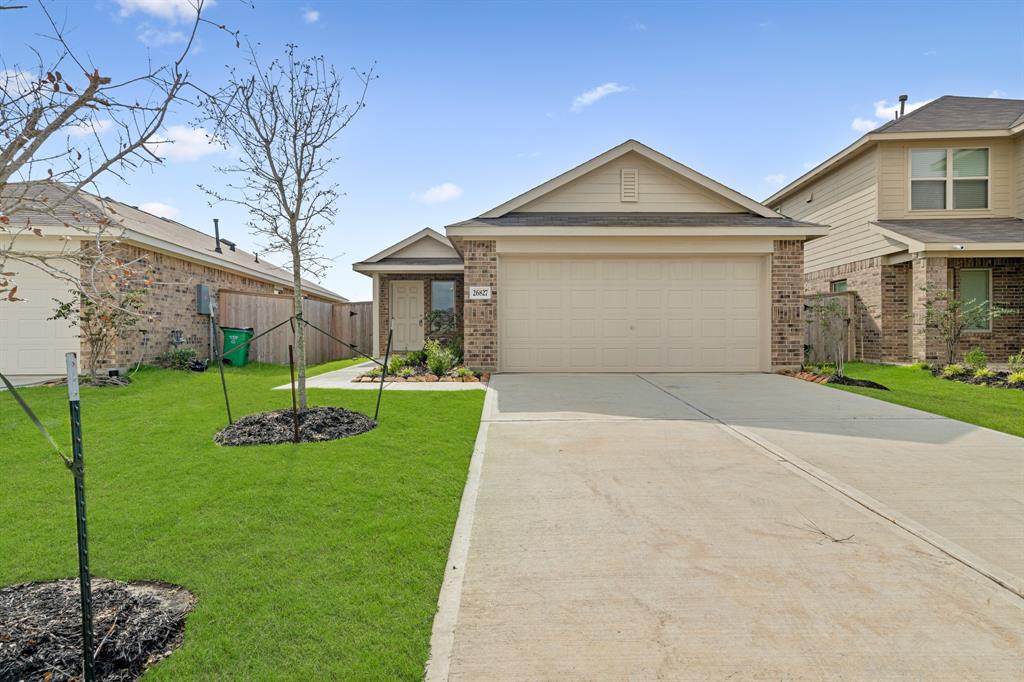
left=620, top=168, right=639, bottom=202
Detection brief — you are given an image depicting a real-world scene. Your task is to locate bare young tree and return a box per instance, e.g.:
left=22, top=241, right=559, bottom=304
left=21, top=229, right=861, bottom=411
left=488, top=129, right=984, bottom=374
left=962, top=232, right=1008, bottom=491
left=0, top=0, right=235, bottom=304
left=200, top=44, right=374, bottom=410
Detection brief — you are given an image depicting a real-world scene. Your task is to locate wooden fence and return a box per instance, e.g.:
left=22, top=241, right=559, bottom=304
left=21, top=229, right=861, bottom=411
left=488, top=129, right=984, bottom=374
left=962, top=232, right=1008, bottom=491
left=218, top=289, right=372, bottom=365
left=804, top=291, right=861, bottom=364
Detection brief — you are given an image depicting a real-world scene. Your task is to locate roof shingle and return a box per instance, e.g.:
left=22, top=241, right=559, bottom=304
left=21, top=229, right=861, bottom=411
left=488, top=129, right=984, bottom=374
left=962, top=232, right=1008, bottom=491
left=874, top=96, right=1024, bottom=134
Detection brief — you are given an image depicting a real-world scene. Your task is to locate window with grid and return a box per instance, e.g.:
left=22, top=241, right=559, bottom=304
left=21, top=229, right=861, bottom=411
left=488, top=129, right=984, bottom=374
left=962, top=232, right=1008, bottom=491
left=910, top=148, right=988, bottom=210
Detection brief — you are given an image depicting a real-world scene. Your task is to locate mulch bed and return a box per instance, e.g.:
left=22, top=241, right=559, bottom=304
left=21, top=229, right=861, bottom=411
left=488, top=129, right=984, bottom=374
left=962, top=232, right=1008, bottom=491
left=932, top=369, right=1024, bottom=390
left=214, top=406, right=376, bottom=446
left=0, top=578, right=194, bottom=682
left=788, top=370, right=889, bottom=390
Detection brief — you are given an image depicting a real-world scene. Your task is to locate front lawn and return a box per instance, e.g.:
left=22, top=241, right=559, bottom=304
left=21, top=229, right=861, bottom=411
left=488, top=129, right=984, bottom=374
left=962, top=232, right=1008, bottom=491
left=829, top=362, right=1024, bottom=438
left=0, top=360, right=484, bottom=679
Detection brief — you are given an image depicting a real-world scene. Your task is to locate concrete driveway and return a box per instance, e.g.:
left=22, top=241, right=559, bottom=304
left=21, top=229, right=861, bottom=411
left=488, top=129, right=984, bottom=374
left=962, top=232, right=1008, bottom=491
left=428, top=374, right=1024, bottom=681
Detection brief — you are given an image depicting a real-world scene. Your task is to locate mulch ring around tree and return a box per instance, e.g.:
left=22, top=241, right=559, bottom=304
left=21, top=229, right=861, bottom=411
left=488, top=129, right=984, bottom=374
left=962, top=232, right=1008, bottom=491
left=788, top=370, right=889, bottom=390
left=0, top=578, right=195, bottom=682
left=214, top=406, right=377, bottom=446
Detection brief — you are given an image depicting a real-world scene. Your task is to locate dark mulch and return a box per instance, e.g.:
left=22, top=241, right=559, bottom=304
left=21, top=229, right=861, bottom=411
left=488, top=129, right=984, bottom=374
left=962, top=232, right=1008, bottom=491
left=933, top=369, right=1024, bottom=390
left=215, top=406, right=376, bottom=446
left=824, top=374, right=890, bottom=390
left=0, top=578, right=194, bottom=682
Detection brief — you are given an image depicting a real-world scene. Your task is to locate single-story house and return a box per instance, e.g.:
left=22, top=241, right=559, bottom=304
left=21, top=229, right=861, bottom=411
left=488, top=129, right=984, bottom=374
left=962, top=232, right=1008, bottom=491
left=1, top=181, right=348, bottom=385
left=354, top=140, right=827, bottom=373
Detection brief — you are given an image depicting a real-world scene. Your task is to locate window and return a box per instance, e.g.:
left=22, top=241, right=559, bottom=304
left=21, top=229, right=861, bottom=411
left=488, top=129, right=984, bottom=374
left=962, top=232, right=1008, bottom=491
left=960, top=269, right=992, bottom=332
left=910, top=148, right=988, bottom=210
left=431, top=281, right=455, bottom=313
left=830, top=280, right=848, bottom=293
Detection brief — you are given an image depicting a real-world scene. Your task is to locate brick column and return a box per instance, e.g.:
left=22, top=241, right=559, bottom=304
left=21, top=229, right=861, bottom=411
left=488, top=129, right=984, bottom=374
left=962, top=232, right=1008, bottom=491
left=880, top=263, right=912, bottom=363
left=462, top=240, right=498, bottom=371
left=771, top=240, right=804, bottom=370
left=911, top=256, right=947, bottom=363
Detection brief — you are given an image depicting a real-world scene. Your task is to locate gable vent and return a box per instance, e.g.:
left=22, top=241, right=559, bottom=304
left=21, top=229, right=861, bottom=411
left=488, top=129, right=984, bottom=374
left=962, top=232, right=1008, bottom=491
left=620, top=168, right=639, bottom=202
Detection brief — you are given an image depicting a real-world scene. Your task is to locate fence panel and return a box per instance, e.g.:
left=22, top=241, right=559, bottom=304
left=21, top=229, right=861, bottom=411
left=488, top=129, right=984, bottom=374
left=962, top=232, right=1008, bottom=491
left=804, top=292, right=859, bottom=364
left=218, top=290, right=372, bottom=365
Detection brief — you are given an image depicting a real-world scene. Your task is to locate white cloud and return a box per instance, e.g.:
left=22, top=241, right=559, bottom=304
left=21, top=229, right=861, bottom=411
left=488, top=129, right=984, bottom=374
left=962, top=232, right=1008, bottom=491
left=989, top=89, right=1008, bottom=98
left=851, top=117, right=879, bottom=132
left=873, top=98, right=930, bottom=121
left=411, top=182, right=463, bottom=204
left=923, top=49, right=938, bottom=57
left=570, top=82, right=629, bottom=112
left=139, top=201, right=180, bottom=219
left=0, top=69, right=38, bottom=97
left=632, top=21, right=647, bottom=31
left=764, top=173, right=787, bottom=186
left=67, top=119, right=114, bottom=137
left=137, top=25, right=186, bottom=47
left=116, top=0, right=214, bottom=23
left=147, top=125, right=222, bottom=161
left=303, top=8, right=320, bottom=23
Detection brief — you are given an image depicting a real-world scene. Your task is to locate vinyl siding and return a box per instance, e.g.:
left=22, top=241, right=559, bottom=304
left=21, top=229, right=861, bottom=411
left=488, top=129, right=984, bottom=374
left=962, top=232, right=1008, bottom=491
left=390, top=236, right=458, bottom=258
left=877, top=137, right=1014, bottom=218
left=1015, top=136, right=1024, bottom=218
left=518, top=151, right=746, bottom=213
left=777, top=148, right=896, bottom=272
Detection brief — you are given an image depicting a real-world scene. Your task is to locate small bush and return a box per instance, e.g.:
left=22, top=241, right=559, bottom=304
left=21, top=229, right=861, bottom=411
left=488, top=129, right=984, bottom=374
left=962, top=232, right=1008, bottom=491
left=909, top=362, right=930, bottom=371
left=387, top=355, right=407, bottom=375
left=405, top=349, right=427, bottom=366
left=974, top=367, right=995, bottom=379
left=1007, top=371, right=1024, bottom=385
left=156, top=347, right=197, bottom=370
left=397, top=366, right=415, bottom=378
left=820, top=363, right=837, bottom=376
left=1008, top=349, right=1024, bottom=374
left=941, top=363, right=966, bottom=377
left=964, top=347, right=988, bottom=371
left=427, top=348, right=457, bottom=376
left=452, top=366, right=475, bottom=378
left=366, top=366, right=382, bottom=377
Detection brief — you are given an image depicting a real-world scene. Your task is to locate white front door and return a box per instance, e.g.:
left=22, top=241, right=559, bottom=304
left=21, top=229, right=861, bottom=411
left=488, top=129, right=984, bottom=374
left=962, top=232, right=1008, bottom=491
left=499, top=255, right=769, bottom=372
left=391, top=280, right=424, bottom=351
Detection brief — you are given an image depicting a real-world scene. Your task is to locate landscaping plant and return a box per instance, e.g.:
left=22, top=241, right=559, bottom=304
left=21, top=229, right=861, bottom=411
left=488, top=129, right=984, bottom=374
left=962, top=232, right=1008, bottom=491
left=51, top=289, right=145, bottom=382
left=964, top=347, right=988, bottom=372
left=941, top=363, right=967, bottom=378
left=805, top=294, right=848, bottom=377
left=920, top=287, right=1015, bottom=365
left=1008, top=372, right=1024, bottom=385
left=156, top=347, right=198, bottom=371
left=1008, top=349, right=1024, bottom=374
left=200, top=45, right=375, bottom=411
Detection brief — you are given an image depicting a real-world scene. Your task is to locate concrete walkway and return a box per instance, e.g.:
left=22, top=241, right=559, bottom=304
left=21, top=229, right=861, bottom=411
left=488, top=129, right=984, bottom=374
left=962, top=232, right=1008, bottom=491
left=429, top=373, right=1024, bottom=680
left=274, top=361, right=486, bottom=391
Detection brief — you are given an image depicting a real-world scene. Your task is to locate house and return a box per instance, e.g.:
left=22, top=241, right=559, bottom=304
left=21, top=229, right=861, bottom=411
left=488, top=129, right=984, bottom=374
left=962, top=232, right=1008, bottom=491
left=1, top=181, right=348, bottom=385
left=766, top=96, right=1024, bottom=364
left=354, top=140, right=826, bottom=373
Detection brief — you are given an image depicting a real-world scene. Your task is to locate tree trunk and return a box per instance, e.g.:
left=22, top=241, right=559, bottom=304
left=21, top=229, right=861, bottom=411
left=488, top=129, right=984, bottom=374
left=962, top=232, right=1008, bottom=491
left=289, top=236, right=308, bottom=411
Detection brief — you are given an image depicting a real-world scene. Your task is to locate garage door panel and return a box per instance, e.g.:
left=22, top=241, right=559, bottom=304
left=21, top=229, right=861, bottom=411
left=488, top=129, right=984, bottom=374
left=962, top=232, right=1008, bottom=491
left=499, top=255, right=766, bottom=372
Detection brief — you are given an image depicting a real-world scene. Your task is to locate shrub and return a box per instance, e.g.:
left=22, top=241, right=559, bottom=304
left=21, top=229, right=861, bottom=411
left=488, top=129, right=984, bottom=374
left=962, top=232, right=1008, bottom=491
left=366, top=366, right=382, bottom=377
left=427, top=348, right=457, bottom=376
left=452, top=366, right=475, bottom=378
left=405, top=349, right=427, bottom=366
left=909, top=362, right=930, bottom=371
left=156, top=347, right=197, bottom=370
left=1008, top=371, right=1024, bottom=385
left=397, top=366, right=415, bottom=378
left=941, top=363, right=966, bottom=377
left=964, top=347, right=988, bottom=371
left=1008, top=349, right=1024, bottom=374
left=974, top=367, right=995, bottom=379
left=820, top=363, right=837, bottom=376
left=387, top=354, right=407, bottom=375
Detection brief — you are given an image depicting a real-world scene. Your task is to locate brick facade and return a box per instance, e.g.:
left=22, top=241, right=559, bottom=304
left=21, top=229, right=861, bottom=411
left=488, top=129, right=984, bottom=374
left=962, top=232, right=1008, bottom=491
left=771, top=240, right=805, bottom=370
left=807, top=254, right=1023, bottom=365
left=459, top=240, right=498, bottom=371
left=375, top=272, right=464, bottom=354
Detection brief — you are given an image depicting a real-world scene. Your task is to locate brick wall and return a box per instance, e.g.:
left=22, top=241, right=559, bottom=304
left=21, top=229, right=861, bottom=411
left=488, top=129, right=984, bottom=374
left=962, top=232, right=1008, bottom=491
left=84, top=245, right=277, bottom=372
left=460, top=240, right=498, bottom=371
left=375, top=273, right=464, bottom=354
left=771, top=240, right=805, bottom=370
left=911, top=256, right=950, bottom=363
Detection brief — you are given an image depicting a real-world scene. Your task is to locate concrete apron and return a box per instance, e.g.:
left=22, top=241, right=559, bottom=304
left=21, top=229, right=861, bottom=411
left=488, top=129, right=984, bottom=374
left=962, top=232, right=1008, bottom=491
left=427, top=373, right=1024, bottom=681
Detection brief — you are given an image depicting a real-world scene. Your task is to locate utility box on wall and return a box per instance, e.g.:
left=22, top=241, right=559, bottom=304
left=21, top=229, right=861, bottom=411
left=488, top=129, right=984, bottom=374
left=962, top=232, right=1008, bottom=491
left=196, top=284, right=211, bottom=315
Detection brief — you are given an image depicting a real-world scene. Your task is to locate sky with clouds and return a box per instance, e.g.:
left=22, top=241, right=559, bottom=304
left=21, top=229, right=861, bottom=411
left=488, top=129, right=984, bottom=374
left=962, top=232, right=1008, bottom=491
left=5, top=0, right=1022, bottom=299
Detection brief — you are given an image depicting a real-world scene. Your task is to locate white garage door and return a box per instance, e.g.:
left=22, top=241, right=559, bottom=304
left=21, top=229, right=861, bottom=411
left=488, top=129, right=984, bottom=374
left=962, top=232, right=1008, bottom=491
left=0, top=252, right=80, bottom=386
left=499, top=256, right=768, bottom=372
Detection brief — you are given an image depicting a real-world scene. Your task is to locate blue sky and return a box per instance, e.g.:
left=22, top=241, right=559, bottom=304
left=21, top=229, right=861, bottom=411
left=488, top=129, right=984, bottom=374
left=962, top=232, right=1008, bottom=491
left=6, top=0, right=1023, bottom=299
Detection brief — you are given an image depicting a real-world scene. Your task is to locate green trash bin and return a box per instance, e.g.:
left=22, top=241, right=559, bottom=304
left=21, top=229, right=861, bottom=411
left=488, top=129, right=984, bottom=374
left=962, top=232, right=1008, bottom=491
left=221, top=327, right=254, bottom=366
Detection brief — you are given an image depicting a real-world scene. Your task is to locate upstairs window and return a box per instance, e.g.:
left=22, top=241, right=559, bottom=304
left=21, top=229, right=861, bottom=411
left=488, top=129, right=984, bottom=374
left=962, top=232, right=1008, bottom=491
left=910, top=148, right=988, bottom=210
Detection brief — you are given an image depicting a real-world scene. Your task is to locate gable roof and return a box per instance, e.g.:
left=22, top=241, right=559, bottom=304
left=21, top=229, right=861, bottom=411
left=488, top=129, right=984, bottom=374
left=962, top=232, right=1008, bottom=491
left=356, top=227, right=453, bottom=263
left=449, top=212, right=820, bottom=229
left=3, top=181, right=347, bottom=302
left=476, top=139, right=779, bottom=219
left=873, top=96, right=1024, bottom=134
left=766, top=95, right=1024, bottom=206
left=352, top=227, right=463, bottom=274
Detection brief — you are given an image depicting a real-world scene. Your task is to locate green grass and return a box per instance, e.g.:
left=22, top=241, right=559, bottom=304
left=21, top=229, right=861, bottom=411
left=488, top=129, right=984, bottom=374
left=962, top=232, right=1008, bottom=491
left=1, top=359, right=484, bottom=679
left=829, top=362, right=1024, bottom=438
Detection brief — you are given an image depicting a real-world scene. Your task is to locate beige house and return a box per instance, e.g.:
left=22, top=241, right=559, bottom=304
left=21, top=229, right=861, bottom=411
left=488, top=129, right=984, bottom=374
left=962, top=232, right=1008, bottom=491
left=1, top=182, right=347, bottom=386
left=355, top=140, right=826, bottom=373
left=767, top=96, right=1024, bottom=364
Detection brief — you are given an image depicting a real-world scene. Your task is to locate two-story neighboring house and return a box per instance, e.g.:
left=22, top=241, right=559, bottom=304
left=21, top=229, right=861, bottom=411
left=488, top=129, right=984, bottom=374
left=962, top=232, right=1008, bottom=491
left=766, top=96, right=1024, bottom=364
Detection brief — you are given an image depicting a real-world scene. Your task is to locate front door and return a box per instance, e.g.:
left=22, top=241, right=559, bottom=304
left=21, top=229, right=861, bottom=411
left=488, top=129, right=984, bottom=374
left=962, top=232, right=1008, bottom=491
left=391, top=280, right=424, bottom=351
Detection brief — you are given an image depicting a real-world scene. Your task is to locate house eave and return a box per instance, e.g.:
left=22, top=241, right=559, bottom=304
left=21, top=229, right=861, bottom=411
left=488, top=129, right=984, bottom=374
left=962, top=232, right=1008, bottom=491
left=352, top=262, right=464, bottom=275
left=445, top=225, right=829, bottom=239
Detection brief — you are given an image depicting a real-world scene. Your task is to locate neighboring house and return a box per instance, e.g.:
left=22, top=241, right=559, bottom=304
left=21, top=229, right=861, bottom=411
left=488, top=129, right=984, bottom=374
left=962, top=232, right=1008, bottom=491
left=354, top=140, right=826, bottom=373
left=1, top=182, right=347, bottom=386
left=767, top=96, right=1024, bottom=364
